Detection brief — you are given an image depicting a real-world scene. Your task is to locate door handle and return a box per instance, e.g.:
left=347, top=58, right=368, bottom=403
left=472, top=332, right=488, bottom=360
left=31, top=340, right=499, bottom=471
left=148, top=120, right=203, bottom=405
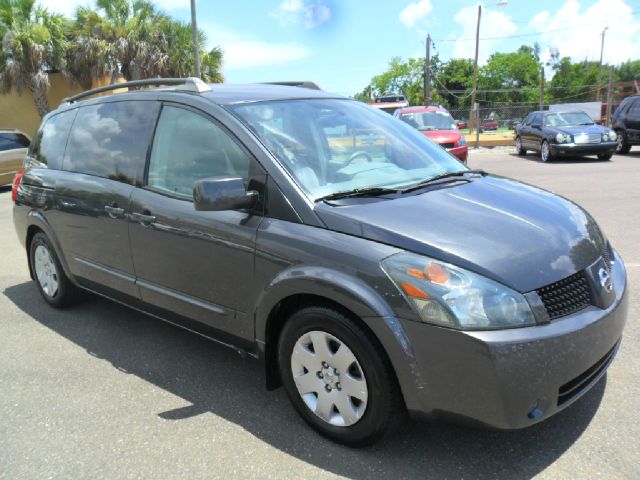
left=131, top=211, right=156, bottom=224
left=105, top=204, right=125, bottom=218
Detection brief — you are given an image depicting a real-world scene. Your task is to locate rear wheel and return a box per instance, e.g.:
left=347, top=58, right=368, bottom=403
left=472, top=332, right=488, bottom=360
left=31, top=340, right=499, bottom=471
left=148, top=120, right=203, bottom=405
left=615, top=131, right=631, bottom=154
left=278, top=306, right=403, bottom=446
left=597, top=153, right=612, bottom=161
left=541, top=140, right=554, bottom=162
left=515, top=136, right=527, bottom=156
left=30, top=232, right=80, bottom=308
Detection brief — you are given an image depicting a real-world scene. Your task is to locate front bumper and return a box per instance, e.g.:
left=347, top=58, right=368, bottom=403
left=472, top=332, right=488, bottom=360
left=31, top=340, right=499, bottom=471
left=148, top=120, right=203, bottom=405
left=398, top=252, right=628, bottom=429
left=551, top=141, right=617, bottom=156
left=447, top=145, right=468, bottom=163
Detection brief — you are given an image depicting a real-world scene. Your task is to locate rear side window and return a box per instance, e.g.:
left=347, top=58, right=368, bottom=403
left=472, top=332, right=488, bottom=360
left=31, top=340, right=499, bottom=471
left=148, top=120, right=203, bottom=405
left=629, top=99, right=640, bottom=116
left=63, top=101, right=158, bottom=185
left=29, top=110, right=76, bottom=169
left=0, top=133, right=30, bottom=151
left=147, top=106, right=252, bottom=198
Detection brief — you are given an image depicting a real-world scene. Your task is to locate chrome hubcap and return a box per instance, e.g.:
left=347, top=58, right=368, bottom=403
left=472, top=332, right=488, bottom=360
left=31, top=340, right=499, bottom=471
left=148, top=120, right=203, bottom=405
left=291, top=330, right=368, bottom=427
left=542, top=142, right=549, bottom=161
left=516, top=137, right=521, bottom=152
left=34, top=245, right=59, bottom=298
left=616, top=135, right=623, bottom=152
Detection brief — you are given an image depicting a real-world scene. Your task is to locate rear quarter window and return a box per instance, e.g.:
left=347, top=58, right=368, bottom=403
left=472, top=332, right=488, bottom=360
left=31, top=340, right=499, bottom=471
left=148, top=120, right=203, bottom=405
left=63, top=101, right=159, bottom=185
left=29, top=109, right=77, bottom=169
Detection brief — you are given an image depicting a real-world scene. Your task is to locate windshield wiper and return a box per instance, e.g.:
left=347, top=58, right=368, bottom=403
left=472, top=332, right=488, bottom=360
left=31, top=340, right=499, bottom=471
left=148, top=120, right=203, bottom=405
left=316, top=187, right=399, bottom=202
left=399, top=169, right=487, bottom=193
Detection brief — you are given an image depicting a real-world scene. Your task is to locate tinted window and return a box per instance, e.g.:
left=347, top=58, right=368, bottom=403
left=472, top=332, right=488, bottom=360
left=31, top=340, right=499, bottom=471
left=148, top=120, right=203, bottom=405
left=629, top=99, right=640, bottom=116
left=29, top=110, right=76, bottom=169
left=531, top=113, right=543, bottom=125
left=147, top=106, right=252, bottom=198
left=0, top=133, right=30, bottom=151
left=63, top=101, right=158, bottom=185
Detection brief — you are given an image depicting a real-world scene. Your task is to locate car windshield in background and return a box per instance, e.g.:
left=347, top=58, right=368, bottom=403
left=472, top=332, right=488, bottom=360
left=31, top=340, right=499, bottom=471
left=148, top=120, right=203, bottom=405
left=231, top=99, right=465, bottom=199
left=400, top=111, right=456, bottom=131
left=544, top=112, right=594, bottom=127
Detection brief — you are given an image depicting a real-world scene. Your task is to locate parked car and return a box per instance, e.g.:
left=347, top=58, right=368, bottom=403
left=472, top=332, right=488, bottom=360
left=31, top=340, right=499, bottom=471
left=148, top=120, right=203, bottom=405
left=612, top=94, right=640, bottom=154
left=482, top=118, right=498, bottom=130
left=394, top=106, right=468, bottom=163
left=455, top=119, right=467, bottom=130
left=515, top=110, right=618, bottom=162
left=0, top=129, right=30, bottom=185
left=13, top=78, right=628, bottom=446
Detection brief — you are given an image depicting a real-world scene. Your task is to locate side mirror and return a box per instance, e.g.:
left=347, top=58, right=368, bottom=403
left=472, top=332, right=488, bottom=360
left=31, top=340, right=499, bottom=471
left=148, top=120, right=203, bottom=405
left=193, top=177, right=258, bottom=211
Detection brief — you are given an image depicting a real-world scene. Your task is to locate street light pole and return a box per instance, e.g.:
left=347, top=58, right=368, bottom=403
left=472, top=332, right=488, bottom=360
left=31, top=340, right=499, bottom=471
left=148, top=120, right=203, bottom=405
left=470, top=4, right=481, bottom=135
left=597, top=26, right=608, bottom=101
left=190, top=0, right=201, bottom=78
left=424, top=34, right=431, bottom=106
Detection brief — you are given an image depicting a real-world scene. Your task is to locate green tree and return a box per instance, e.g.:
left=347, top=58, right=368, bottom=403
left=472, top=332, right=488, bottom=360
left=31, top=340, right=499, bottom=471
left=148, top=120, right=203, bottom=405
left=479, top=44, right=541, bottom=104
left=547, top=56, right=600, bottom=102
left=0, top=0, right=66, bottom=117
left=617, top=59, right=640, bottom=82
left=435, top=58, right=474, bottom=108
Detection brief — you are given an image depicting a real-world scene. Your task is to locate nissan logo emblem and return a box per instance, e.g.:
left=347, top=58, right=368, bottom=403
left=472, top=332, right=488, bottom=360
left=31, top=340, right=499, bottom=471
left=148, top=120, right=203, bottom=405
left=598, top=267, right=614, bottom=293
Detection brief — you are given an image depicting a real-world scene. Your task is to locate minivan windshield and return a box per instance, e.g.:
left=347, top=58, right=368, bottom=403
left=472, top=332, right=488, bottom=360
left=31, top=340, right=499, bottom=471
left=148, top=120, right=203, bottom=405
left=544, top=112, right=593, bottom=127
left=231, top=99, right=466, bottom=199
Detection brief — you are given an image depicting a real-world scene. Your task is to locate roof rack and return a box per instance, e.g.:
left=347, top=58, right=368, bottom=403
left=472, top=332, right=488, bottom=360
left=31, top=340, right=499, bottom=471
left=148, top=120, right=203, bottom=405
left=262, top=81, right=321, bottom=90
left=61, top=77, right=211, bottom=105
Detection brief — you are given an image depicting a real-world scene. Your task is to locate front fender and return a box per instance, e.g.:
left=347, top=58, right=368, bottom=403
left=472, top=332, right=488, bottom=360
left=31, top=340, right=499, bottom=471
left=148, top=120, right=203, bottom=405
left=254, top=265, right=426, bottom=410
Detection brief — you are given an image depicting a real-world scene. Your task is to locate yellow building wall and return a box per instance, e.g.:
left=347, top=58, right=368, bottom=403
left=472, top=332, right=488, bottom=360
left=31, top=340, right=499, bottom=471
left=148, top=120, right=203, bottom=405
left=0, top=73, right=83, bottom=138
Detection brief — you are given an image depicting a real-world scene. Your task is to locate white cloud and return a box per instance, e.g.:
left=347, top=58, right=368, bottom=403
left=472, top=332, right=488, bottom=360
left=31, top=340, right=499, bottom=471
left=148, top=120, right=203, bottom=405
left=451, top=5, right=517, bottom=63
left=531, top=0, right=640, bottom=65
left=399, top=0, right=432, bottom=28
left=270, top=0, right=332, bottom=29
left=222, top=41, right=312, bottom=69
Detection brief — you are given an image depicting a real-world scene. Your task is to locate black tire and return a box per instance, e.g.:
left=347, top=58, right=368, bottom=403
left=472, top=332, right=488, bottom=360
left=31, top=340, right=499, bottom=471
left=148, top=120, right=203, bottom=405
left=597, top=153, right=613, bottom=161
left=278, top=306, right=404, bottom=446
left=515, top=136, right=527, bottom=156
left=615, top=130, right=631, bottom=154
left=30, top=232, right=81, bottom=308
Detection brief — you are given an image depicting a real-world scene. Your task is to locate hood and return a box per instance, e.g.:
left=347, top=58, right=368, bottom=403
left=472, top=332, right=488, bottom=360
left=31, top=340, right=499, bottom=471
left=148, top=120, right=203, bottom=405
left=421, top=130, right=461, bottom=144
left=555, top=124, right=606, bottom=136
left=316, top=176, right=605, bottom=293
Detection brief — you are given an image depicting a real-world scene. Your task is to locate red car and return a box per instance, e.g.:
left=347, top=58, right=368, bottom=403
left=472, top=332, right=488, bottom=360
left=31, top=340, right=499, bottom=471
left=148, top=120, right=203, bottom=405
left=482, top=118, right=498, bottom=130
left=394, top=106, right=468, bottom=163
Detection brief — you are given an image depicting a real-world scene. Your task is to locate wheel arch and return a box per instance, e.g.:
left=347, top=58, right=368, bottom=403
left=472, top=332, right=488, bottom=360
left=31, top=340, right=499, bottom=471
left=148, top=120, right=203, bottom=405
left=24, top=212, right=75, bottom=284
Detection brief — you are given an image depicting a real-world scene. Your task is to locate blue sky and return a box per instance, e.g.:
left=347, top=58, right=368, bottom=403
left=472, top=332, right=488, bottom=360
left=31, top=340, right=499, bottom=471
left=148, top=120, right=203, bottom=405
left=46, top=0, right=640, bottom=96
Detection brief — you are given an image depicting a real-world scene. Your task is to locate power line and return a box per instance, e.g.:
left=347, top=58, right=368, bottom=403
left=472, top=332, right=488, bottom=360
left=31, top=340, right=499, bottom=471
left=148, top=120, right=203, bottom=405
left=433, top=10, right=639, bottom=43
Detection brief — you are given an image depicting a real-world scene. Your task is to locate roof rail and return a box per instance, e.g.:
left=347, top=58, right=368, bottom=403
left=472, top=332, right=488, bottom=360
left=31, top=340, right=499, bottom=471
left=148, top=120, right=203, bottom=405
left=262, top=81, right=322, bottom=90
left=61, top=77, right=211, bottom=105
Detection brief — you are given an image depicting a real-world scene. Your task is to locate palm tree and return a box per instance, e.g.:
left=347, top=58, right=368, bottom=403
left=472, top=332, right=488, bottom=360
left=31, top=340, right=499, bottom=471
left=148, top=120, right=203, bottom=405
left=0, top=0, right=66, bottom=117
left=67, top=1, right=223, bottom=88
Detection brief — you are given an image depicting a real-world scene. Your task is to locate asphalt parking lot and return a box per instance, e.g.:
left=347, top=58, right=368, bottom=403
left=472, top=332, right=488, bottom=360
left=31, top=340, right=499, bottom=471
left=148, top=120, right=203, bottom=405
left=1, top=149, right=639, bottom=480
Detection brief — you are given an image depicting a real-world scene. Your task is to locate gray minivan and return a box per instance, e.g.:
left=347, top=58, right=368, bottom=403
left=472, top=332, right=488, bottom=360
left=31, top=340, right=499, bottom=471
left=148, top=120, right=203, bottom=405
left=12, top=78, right=628, bottom=446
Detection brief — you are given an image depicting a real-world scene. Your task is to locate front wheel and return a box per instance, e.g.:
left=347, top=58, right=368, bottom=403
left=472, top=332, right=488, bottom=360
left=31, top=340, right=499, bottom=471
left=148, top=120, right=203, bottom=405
left=616, top=131, right=631, bottom=154
left=540, top=140, right=554, bottom=162
left=515, top=136, right=527, bottom=156
left=278, top=306, right=403, bottom=446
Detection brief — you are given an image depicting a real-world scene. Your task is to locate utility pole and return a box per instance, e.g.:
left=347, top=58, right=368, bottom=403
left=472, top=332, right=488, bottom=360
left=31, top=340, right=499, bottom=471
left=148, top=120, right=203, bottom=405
left=539, top=65, right=545, bottom=110
left=470, top=4, right=481, bottom=134
left=190, top=0, right=201, bottom=78
left=605, top=67, right=614, bottom=127
left=424, top=34, right=431, bottom=106
left=596, top=26, right=608, bottom=101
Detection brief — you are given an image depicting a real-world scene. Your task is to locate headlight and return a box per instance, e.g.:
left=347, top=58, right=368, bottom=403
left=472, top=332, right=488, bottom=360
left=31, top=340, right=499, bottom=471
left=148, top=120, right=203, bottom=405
left=555, top=133, right=569, bottom=143
left=602, top=133, right=608, bottom=141
left=608, top=130, right=616, bottom=141
left=381, top=252, right=536, bottom=330
left=458, top=135, right=467, bottom=146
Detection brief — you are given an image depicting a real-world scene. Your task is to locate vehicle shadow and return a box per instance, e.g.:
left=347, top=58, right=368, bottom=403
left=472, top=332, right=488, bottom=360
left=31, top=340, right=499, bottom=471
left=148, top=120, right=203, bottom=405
left=508, top=153, right=611, bottom=164
left=3, top=281, right=606, bottom=480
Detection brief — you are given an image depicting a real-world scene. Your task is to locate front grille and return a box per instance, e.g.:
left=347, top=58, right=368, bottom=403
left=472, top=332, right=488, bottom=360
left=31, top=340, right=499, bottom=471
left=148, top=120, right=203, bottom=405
left=537, top=271, right=592, bottom=320
left=440, top=142, right=455, bottom=149
left=557, top=341, right=618, bottom=407
left=574, top=133, right=602, bottom=144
